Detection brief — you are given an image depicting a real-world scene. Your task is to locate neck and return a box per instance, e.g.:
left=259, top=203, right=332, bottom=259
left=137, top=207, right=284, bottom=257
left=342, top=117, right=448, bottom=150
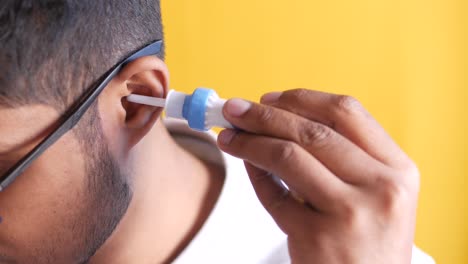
left=89, top=122, right=224, bottom=263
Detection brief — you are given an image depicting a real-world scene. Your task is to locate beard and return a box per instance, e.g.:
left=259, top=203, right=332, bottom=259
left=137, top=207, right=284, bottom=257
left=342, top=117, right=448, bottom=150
left=36, top=147, right=132, bottom=264
left=25, top=107, right=133, bottom=264
left=73, top=119, right=133, bottom=263
left=76, top=140, right=132, bottom=263
left=62, top=108, right=133, bottom=263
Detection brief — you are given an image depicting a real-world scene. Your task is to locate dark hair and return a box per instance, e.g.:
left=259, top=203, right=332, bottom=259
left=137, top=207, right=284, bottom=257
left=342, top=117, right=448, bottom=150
left=0, top=0, right=164, bottom=111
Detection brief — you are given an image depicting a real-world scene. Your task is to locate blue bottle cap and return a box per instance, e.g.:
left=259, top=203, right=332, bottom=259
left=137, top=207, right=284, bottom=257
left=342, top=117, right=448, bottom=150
left=182, top=88, right=215, bottom=131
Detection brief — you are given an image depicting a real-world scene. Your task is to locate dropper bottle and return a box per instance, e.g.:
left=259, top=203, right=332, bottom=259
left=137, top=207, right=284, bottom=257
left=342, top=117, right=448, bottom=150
left=126, top=88, right=234, bottom=131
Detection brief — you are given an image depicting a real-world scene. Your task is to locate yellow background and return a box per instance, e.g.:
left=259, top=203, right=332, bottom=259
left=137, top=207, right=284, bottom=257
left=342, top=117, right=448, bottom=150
left=162, top=1, right=467, bottom=263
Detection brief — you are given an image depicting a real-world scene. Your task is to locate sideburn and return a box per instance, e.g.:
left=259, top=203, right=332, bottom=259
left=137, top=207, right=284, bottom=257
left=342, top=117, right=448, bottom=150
left=73, top=103, right=133, bottom=263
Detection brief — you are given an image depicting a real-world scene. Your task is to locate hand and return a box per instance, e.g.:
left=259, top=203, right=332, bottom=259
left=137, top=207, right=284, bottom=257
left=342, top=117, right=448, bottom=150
left=217, top=89, right=420, bottom=264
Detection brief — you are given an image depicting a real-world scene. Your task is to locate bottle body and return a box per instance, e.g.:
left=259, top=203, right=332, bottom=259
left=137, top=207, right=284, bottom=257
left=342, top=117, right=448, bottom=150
left=165, top=88, right=234, bottom=131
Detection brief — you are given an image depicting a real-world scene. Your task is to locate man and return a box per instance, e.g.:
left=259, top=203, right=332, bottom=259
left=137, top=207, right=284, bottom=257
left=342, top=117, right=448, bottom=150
left=0, top=1, right=434, bottom=263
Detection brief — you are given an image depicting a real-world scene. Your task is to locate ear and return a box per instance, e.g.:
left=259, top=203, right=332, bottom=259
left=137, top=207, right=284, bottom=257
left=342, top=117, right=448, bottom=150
left=98, top=55, right=169, bottom=153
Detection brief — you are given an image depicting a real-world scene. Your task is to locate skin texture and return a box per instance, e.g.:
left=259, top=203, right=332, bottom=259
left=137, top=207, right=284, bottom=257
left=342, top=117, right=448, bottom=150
left=218, top=89, right=420, bottom=264
left=0, top=56, right=224, bottom=263
left=0, top=105, right=130, bottom=263
left=0, top=106, right=94, bottom=262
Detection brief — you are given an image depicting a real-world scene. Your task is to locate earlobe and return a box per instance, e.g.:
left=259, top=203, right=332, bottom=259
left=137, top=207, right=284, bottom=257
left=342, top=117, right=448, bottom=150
left=99, top=55, right=169, bottom=150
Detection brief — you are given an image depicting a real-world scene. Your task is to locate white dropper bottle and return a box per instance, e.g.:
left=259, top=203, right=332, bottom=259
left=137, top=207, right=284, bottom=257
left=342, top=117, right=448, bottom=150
left=126, top=88, right=234, bottom=131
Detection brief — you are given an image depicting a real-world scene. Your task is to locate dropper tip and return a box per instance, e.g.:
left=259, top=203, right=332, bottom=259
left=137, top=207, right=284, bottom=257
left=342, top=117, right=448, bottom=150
left=126, top=94, right=166, bottom=108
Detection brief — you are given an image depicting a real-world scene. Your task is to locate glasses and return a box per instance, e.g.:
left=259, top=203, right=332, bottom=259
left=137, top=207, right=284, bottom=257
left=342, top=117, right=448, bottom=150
left=0, top=40, right=163, bottom=192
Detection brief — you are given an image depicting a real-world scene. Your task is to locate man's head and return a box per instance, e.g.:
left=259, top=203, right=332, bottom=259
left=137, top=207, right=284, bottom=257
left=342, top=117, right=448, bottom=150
left=0, top=1, right=169, bottom=262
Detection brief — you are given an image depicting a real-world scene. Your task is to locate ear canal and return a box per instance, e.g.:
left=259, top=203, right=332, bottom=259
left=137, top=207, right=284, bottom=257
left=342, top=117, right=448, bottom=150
left=121, top=97, right=137, bottom=122
left=123, top=82, right=160, bottom=121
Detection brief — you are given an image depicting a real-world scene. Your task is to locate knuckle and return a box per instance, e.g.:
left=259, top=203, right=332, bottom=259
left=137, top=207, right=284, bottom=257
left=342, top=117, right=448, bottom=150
left=249, top=168, right=270, bottom=182
left=298, top=122, right=334, bottom=149
left=281, top=88, right=310, bottom=105
left=256, top=106, right=275, bottom=125
left=400, top=161, right=421, bottom=193
left=340, top=202, right=365, bottom=231
left=288, top=88, right=310, bottom=101
left=376, top=176, right=413, bottom=217
left=406, top=161, right=420, bottom=176
left=333, top=95, right=363, bottom=115
left=265, top=188, right=290, bottom=214
left=271, top=142, right=299, bottom=164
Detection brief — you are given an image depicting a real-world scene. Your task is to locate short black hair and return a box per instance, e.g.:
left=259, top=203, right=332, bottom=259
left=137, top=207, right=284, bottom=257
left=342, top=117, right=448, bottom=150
left=0, top=0, right=164, bottom=111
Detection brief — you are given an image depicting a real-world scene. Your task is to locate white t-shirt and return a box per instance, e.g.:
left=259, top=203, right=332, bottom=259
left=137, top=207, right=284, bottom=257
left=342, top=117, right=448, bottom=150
left=165, top=121, right=435, bottom=264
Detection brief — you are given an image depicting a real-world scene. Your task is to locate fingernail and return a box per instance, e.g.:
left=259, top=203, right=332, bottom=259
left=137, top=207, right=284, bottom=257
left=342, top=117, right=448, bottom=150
left=260, top=92, right=282, bottom=104
left=225, top=98, right=251, bottom=117
left=218, top=129, right=236, bottom=145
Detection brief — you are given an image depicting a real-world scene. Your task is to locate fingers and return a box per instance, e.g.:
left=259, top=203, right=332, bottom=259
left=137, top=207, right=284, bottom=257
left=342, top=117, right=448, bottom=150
left=217, top=129, right=350, bottom=212
left=243, top=161, right=311, bottom=234
left=222, top=99, right=384, bottom=185
left=261, top=89, right=411, bottom=169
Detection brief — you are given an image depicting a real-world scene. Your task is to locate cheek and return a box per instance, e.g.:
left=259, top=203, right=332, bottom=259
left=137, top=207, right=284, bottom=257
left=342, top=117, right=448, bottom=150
left=0, top=133, right=88, bottom=259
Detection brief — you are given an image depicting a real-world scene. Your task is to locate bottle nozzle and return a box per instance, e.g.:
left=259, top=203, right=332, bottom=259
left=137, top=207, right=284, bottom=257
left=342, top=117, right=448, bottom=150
left=126, top=94, right=166, bottom=108
left=126, top=88, right=234, bottom=131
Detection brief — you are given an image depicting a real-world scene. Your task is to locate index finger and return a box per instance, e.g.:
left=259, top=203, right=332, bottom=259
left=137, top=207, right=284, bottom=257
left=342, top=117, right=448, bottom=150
left=222, top=98, right=385, bottom=185
left=261, top=89, right=411, bottom=169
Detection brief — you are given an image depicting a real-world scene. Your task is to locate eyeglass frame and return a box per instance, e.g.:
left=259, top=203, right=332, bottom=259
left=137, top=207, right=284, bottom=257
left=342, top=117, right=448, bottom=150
left=0, top=40, right=164, bottom=191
